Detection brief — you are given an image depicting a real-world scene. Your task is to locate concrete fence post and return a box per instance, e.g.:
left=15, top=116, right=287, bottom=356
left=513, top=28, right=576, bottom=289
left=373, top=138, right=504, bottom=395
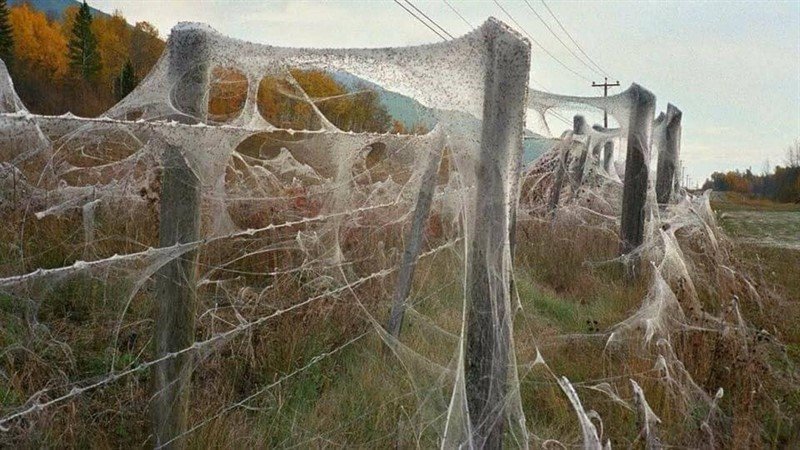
left=655, top=104, right=682, bottom=204
left=569, top=115, right=589, bottom=201
left=465, top=20, right=530, bottom=449
left=619, top=84, right=656, bottom=257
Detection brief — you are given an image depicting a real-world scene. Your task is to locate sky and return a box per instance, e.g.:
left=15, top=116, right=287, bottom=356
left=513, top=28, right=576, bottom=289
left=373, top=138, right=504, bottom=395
left=90, top=0, right=800, bottom=187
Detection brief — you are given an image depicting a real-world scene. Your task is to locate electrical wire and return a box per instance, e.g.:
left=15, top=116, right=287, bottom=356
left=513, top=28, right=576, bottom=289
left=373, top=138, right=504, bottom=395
left=539, top=0, right=612, bottom=78
left=394, top=0, right=573, bottom=129
left=521, top=0, right=604, bottom=78
left=393, top=0, right=448, bottom=41
left=442, top=0, right=474, bottom=31
left=405, top=0, right=454, bottom=39
left=492, top=0, right=593, bottom=83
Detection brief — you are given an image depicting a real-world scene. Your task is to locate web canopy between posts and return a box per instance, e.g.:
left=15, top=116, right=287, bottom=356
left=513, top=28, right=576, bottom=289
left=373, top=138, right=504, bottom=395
left=0, top=19, right=535, bottom=448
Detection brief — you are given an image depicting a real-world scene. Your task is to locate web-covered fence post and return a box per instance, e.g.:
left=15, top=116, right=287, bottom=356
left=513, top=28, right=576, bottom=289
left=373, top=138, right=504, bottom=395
left=603, top=141, right=614, bottom=173
left=619, top=84, right=655, bottom=258
left=548, top=142, right=569, bottom=211
left=465, top=20, right=530, bottom=449
left=386, top=133, right=445, bottom=339
left=656, top=104, right=682, bottom=204
left=572, top=115, right=588, bottom=183
left=153, top=145, right=201, bottom=449
left=548, top=115, right=585, bottom=211
left=152, top=25, right=208, bottom=449
left=167, top=24, right=211, bottom=123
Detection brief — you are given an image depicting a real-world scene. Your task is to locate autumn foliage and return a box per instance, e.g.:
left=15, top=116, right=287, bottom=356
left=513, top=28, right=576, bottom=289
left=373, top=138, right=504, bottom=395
left=5, top=2, right=163, bottom=116
left=3, top=2, right=422, bottom=134
left=702, top=140, right=800, bottom=203
left=210, top=67, right=396, bottom=133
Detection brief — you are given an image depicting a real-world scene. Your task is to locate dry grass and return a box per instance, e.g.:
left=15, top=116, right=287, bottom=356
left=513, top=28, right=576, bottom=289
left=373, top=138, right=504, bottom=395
left=712, top=191, right=800, bottom=213
left=1, top=180, right=799, bottom=448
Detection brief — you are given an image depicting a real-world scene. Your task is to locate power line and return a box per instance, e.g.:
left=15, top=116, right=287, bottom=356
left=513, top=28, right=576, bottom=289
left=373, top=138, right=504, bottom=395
left=490, top=1, right=602, bottom=129
left=434, top=3, right=573, bottom=128
left=405, top=0, right=454, bottom=39
left=591, top=77, right=620, bottom=128
left=492, top=0, right=593, bottom=83
left=539, top=0, right=611, bottom=78
left=442, top=0, right=474, bottom=31
left=520, top=0, right=603, bottom=78
left=393, top=0, right=573, bottom=129
left=393, top=0, right=448, bottom=41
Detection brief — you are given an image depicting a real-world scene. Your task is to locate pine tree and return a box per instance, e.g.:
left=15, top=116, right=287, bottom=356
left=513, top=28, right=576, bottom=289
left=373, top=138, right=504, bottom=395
left=67, top=1, right=101, bottom=81
left=114, top=59, right=136, bottom=100
left=0, top=0, right=13, bottom=67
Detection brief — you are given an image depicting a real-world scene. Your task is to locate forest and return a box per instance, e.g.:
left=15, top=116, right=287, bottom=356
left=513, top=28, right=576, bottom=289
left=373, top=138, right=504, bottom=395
left=0, top=1, right=404, bottom=134
left=702, top=140, right=800, bottom=204
left=0, top=0, right=164, bottom=116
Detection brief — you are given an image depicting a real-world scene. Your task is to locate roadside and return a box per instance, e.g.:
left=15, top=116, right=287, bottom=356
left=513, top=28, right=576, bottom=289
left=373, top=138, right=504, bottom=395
left=712, top=191, right=800, bottom=252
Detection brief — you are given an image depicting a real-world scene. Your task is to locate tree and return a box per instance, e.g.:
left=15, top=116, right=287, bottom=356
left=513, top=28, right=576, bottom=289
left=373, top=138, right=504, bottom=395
left=9, top=3, right=68, bottom=79
left=6, top=2, right=161, bottom=115
left=93, top=11, right=131, bottom=89
left=8, top=2, right=68, bottom=113
left=67, top=1, right=101, bottom=81
left=113, top=59, right=136, bottom=100
left=255, top=69, right=392, bottom=132
left=130, top=21, right=164, bottom=81
left=786, top=138, right=800, bottom=168
left=288, top=69, right=391, bottom=133
left=0, top=0, right=12, bottom=66
left=702, top=143, right=800, bottom=204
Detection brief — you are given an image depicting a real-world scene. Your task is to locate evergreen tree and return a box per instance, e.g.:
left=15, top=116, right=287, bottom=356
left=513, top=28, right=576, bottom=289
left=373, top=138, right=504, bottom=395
left=0, top=0, right=13, bottom=67
left=114, top=59, right=136, bottom=100
left=67, top=1, right=101, bottom=81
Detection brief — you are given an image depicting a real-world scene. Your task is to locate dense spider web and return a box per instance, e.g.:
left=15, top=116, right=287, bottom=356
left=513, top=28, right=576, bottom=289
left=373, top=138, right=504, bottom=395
left=0, top=19, right=793, bottom=449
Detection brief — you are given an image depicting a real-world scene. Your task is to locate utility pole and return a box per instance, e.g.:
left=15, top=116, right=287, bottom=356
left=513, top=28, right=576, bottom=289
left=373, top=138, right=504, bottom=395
left=592, top=77, right=620, bottom=128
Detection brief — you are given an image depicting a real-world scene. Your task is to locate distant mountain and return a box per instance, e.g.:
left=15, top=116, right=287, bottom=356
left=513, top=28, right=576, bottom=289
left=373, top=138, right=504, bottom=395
left=332, top=71, right=547, bottom=163
left=330, top=71, right=438, bottom=132
left=7, top=0, right=108, bottom=20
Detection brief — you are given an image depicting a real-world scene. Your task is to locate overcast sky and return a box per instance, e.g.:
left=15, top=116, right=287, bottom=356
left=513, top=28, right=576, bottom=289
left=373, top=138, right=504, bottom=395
left=91, top=0, right=800, bottom=186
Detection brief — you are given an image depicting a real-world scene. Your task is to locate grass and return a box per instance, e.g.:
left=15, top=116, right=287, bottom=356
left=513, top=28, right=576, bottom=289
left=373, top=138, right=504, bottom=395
left=710, top=191, right=800, bottom=212
left=2, top=178, right=800, bottom=448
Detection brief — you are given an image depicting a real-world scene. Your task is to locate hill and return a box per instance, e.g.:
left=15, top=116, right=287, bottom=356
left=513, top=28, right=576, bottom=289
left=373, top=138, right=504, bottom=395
left=8, top=0, right=107, bottom=20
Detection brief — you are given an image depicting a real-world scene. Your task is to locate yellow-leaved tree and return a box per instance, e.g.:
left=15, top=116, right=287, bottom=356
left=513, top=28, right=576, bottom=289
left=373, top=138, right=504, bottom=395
left=8, top=3, right=68, bottom=113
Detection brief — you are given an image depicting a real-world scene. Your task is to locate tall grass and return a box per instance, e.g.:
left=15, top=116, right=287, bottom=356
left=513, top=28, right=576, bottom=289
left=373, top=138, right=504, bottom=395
left=1, top=183, right=799, bottom=448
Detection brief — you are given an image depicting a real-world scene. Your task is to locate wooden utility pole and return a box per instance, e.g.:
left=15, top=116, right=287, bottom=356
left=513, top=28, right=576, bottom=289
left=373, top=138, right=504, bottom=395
left=591, top=77, right=620, bottom=128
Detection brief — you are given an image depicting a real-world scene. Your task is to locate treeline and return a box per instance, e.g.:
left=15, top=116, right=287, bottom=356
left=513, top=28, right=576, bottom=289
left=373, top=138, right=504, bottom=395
left=0, top=1, right=423, bottom=133
left=702, top=140, right=800, bottom=203
left=0, top=0, right=164, bottom=116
